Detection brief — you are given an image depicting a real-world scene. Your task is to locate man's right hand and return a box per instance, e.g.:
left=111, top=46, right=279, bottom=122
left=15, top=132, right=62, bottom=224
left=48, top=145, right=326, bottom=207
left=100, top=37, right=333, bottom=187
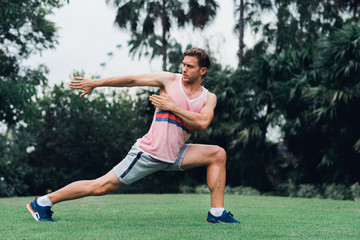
left=70, top=77, right=95, bottom=97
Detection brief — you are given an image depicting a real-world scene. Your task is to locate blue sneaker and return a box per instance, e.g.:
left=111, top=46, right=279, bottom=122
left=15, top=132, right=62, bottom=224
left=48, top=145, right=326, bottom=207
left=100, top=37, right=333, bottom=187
left=206, top=210, right=241, bottom=224
left=26, top=197, right=55, bottom=222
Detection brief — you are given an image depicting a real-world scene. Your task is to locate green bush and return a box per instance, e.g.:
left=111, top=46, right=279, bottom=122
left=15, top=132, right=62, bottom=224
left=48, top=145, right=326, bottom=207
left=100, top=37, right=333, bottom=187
left=324, top=184, right=352, bottom=200
left=272, top=180, right=297, bottom=197
left=350, top=182, right=360, bottom=201
left=179, top=185, right=194, bottom=194
left=0, top=132, right=32, bottom=197
left=296, top=184, right=322, bottom=199
left=224, top=185, right=232, bottom=194
left=230, top=186, right=260, bottom=196
left=194, top=185, right=210, bottom=194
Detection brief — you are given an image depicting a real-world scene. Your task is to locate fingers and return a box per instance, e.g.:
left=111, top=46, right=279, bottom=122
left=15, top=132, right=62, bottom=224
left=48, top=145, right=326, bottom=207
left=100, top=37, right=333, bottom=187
left=149, top=95, right=161, bottom=107
left=149, top=94, right=165, bottom=100
left=70, top=77, right=90, bottom=97
left=149, top=95, right=158, bottom=104
left=69, top=79, right=82, bottom=87
left=70, top=77, right=85, bottom=88
left=80, top=90, right=91, bottom=98
left=69, top=84, right=82, bottom=89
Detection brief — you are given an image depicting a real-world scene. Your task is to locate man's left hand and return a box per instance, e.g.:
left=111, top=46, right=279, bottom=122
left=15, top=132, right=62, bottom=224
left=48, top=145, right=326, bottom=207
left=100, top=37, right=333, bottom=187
left=149, top=93, right=177, bottom=111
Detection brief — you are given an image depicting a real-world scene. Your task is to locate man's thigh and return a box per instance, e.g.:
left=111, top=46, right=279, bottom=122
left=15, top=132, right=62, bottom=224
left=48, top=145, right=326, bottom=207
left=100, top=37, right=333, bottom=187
left=181, top=144, right=223, bottom=170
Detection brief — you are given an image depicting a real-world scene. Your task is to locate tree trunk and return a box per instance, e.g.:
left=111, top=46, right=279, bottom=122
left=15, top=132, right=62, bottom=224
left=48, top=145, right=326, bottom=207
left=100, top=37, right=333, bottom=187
left=161, top=0, right=168, bottom=71
left=353, top=1, right=359, bottom=23
left=238, top=0, right=245, bottom=68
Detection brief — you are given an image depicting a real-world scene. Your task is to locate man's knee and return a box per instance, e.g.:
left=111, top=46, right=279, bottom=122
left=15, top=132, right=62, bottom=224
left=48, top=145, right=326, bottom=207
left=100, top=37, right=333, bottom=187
left=87, top=180, right=103, bottom=196
left=92, top=183, right=118, bottom=196
left=90, top=179, right=116, bottom=196
left=91, top=170, right=123, bottom=196
left=213, top=146, right=226, bottom=165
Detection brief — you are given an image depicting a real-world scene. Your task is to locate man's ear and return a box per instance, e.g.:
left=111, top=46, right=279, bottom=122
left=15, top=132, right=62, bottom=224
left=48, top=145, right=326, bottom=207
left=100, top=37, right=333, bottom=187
left=200, top=67, right=208, bottom=76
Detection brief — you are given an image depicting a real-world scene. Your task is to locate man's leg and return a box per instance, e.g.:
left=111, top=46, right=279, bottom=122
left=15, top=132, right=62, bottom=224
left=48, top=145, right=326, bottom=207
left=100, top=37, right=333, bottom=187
left=181, top=144, right=226, bottom=208
left=49, top=170, right=125, bottom=204
left=27, top=170, right=125, bottom=221
left=181, top=144, right=240, bottom=224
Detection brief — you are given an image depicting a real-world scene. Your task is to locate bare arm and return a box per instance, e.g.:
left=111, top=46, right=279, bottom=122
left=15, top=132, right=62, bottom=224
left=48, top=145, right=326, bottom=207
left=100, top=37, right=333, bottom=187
left=69, top=72, right=176, bottom=97
left=149, top=92, right=217, bottom=130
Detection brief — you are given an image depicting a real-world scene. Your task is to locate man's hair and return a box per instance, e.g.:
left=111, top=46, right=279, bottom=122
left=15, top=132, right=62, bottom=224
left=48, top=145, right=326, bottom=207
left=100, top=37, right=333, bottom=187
left=184, top=48, right=211, bottom=69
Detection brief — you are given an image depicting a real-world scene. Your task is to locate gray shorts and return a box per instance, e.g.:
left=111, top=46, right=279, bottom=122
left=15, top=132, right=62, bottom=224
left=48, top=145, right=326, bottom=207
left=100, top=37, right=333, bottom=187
left=113, top=144, right=190, bottom=185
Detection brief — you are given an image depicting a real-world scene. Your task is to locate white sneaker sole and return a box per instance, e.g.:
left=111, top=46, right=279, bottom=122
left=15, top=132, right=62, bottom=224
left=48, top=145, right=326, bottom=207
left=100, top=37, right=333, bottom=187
left=27, top=203, right=40, bottom=221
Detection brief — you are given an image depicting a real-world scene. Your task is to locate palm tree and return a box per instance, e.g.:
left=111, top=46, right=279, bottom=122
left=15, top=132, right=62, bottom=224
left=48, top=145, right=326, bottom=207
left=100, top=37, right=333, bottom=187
left=234, top=0, right=272, bottom=67
left=107, top=0, right=218, bottom=71
left=283, top=24, right=360, bottom=183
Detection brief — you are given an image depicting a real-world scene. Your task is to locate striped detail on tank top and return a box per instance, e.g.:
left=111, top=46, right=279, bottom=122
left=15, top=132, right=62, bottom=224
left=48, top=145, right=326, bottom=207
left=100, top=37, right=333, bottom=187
left=155, top=110, right=194, bottom=134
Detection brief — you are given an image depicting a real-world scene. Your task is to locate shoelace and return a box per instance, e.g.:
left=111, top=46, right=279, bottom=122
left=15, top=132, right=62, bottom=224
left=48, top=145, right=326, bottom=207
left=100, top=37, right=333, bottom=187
left=44, top=209, right=54, bottom=219
left=227, top=211, right=234, bottom=217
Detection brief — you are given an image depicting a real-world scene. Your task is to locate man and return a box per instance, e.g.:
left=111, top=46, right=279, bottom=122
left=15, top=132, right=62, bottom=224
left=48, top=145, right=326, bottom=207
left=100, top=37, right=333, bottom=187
left=27, top=48, right=240, bottom=224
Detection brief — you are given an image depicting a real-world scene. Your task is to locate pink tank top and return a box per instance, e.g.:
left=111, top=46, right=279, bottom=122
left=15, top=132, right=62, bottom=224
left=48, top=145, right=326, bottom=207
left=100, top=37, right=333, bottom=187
left=137, top=74, right=208, bottom=163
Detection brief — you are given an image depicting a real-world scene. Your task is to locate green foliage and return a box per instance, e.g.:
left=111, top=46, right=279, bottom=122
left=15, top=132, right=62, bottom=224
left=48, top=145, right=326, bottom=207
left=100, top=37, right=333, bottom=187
left=0, top=0, right=65, bottom=57
left=0, top=0, right=67, bottom=125
left=258, top=0, right=349, bottom=53
left=282, top=24, right=360, bottom=184
left=350, top=182, right=360, bottom=200
left=25, top=83, right=138, bottom=194
left=194, top=184, right=210, bottom=194
left=229, top=186, right=260, bottom=196
left=179, top=184, right=194, bottom=193
left=108, top=0, right=218, bottom=70
left=0, top=134, right=31, bottom=196
left=324, top=183, right=352, bottom=200
left=296, top=184, right=322, bottom=199
left=0, top=0, right=67, bottom=197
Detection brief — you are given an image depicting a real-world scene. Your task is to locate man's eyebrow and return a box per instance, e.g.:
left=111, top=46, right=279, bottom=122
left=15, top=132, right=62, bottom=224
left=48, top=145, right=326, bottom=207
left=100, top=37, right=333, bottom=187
left=183, top=62, right=194, bottom=66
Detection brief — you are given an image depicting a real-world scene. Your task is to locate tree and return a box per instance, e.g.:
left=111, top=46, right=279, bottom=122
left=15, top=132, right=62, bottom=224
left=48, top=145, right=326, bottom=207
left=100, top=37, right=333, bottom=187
left=26, top=82, right=139, bottom=194
left=284, top=23, right=360, bottom=184
left=0, top=0, right=68, bottom=197
left=0, top=0, right=68, bottom=126
left=235, top=0, right=245, bottom=67
left=256, top=0, right=348, bottom=53
left=234, top=0, right=272, bottom=67
left=107, top=0, right=218, bottom=70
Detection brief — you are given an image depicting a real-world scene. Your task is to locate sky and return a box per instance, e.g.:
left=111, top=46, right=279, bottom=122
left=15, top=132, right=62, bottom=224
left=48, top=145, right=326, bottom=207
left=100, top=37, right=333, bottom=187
left=24, top=0, right=257, bottom=86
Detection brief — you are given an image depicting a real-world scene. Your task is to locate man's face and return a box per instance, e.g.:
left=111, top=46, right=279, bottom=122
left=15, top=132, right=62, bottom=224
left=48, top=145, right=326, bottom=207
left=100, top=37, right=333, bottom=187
left=182, top=56, right=207, bottom=83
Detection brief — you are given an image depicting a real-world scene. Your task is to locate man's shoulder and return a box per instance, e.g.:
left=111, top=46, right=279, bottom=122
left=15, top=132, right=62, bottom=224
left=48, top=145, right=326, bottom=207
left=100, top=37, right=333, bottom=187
left=206, top=91, right=217, bottom=99
left=205, top=91, right=217, bottom=107
left=155, top=71, right=177, bottom=80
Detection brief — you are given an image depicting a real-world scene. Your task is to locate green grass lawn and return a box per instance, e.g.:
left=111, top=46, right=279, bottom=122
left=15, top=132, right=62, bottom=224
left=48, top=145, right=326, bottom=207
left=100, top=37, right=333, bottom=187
left=0, top=194, right=359, bottom=240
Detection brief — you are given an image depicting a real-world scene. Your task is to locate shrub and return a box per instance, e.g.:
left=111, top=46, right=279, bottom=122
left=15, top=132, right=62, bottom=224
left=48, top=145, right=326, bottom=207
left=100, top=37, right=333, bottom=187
left=324, top=184, right=352, bottom=200
left=194, top=185, right=210, bottom=194
left=179, top=185, right=194, bottom=194
left=272, top=180, right=297, bottom=197
left=296, top=184, right=322, bottom=199
left=230, top=186, right=260, bottom=196
left=225, top=186, right=232, bottom=194
left=350, top=182, right=360, bottom=201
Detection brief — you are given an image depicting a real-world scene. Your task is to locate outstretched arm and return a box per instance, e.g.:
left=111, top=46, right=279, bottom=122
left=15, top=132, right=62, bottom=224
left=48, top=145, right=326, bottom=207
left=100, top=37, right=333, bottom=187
left=69, top=72, right=176, bottom=97
left=149, top=92, right=217, bottom=130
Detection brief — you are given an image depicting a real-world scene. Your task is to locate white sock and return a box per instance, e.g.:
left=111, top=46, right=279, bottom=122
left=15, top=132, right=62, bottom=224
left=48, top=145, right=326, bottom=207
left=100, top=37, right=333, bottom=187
left=37, top=194, right=53, bottom=207
left=210, top=207, right=225, bottom=217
